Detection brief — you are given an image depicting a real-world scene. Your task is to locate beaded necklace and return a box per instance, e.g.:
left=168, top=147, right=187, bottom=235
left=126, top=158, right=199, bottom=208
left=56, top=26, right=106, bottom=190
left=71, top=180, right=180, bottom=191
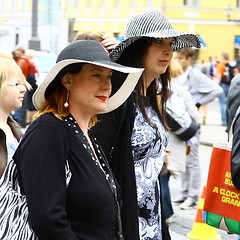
left=63, top=114, right=124, bottom=240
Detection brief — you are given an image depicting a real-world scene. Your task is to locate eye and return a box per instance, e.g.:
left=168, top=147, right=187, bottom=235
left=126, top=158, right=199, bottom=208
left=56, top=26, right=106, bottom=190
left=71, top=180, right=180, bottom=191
left=155, top=39, right=163, bottom=44
left=93, top=74, right=101, bottom=78
left=107, top=75, right=112, bottom=81
left=170, top=41, right=175, bottom=47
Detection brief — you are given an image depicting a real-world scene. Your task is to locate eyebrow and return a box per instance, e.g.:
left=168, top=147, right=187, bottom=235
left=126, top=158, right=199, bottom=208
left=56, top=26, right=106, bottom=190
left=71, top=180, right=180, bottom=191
left=90, top=68, right=113, bottom=73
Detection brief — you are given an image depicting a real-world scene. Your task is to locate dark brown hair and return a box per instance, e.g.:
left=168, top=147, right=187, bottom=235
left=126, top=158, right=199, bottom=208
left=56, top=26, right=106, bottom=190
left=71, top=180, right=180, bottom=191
left=117, top=37, right=170, bottom=129
left=74, top=32, right=102, bottom=42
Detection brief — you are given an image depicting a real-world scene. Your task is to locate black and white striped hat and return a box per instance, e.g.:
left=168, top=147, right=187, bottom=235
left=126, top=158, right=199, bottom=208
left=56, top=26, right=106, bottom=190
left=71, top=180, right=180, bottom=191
left=110, top=10, right=201, bottom=61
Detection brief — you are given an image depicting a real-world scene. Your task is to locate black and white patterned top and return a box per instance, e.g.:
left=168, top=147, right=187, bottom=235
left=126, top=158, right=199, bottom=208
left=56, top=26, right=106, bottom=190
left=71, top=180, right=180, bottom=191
left=131, top=99, right=168, bottom=240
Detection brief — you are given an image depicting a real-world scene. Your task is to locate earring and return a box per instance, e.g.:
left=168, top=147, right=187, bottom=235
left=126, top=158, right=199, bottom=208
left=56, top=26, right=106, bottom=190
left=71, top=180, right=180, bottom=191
left=64, top=90, right=69, bottom=108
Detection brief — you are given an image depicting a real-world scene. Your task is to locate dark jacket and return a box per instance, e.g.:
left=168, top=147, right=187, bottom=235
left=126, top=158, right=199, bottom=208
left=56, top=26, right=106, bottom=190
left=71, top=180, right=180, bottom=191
left=231, top=109, right=240, bottom=190
left=93, top=93, right=171, bottom=240
left=226, top=74, right=240, bottom=133
left=0, top=116, right=22, bottom=177
left=14, top=113, right=120, bottom=240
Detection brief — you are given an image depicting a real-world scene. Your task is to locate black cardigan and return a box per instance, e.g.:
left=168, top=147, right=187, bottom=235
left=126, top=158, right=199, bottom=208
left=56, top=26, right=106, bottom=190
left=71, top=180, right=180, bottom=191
left=13, top=113, right=119, bottom=240
left=93, top=93, right=171, bottom=240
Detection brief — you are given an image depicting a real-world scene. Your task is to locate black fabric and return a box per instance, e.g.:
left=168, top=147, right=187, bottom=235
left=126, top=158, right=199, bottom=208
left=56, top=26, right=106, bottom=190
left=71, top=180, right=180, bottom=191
left=231, top=112, right=240, bottom=190
left=93, top=93, right=171, bottom=240
left=93, top=95, right=139, bottom=240
left=166, top=112, right=199, bottom=141
left=13, top=113, right=119, bottom=240
left=226, top=74, right=240, bottom=133
left=220, top=62, right=235, bottom=84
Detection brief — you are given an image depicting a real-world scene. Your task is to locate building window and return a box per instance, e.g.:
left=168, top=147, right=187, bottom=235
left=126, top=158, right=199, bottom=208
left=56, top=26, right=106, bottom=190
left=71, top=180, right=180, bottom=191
left=130, top=0, right=136, bottom=7
left=237, top=0, right=240, bottom=8
left=183, top=0, right=199, bottom=7
left=115, top=0, right=120, bottom=7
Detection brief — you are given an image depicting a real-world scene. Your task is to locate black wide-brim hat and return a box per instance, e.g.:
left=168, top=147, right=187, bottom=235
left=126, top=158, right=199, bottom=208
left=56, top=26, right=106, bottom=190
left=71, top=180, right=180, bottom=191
left=33, top=40, right=144, bottom=113
left=110, top=10, right=201, bottom=61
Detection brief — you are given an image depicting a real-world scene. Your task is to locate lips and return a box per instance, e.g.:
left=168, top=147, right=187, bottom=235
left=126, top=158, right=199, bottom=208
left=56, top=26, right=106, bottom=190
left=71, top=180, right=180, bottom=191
left=96, top=96, right=108, bottom=101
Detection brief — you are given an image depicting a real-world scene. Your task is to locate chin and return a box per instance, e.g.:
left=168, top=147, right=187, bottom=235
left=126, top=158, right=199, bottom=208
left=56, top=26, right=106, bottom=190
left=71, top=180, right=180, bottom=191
left=95, top=105, right=107, bottom=114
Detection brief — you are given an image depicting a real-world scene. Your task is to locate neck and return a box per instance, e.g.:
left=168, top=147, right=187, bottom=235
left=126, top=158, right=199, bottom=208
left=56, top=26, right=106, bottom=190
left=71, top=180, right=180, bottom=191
left=142, top=72, right=156, bottom=96
left=183, top=65, right=191, bottom=72
left=70, top=111, right=90, bottom=136
left=0, top=109, right=10, bottom=126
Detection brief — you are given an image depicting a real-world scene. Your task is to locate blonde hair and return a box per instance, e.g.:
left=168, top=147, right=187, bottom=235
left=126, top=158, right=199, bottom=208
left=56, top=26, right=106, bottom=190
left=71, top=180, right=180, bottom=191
left=169, top=59, right=183, bottom=78
left=0, top=57, right=31, bottom=94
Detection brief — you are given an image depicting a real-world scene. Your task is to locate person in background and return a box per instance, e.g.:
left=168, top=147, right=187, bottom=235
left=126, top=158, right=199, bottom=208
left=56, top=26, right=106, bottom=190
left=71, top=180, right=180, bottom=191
left=0, top=57, right=30, bottom=177
left=12, top=45, right=38, bottom=127
left=25, top=49, right=39, bottom=123
left=160, top=59, right=200, bottom=223
left=74, top=31, right=118, bottom=52
left=92, top=10, right=201, bottom=240
left=12, top=40, right=143, bottom=240
left=173, top=47, right=223, bottom=209
left=216, top=52, right=234, bottom=126
left=234, top=49, right=240, bottom=74
left=25, top=49, right=40, bottom=81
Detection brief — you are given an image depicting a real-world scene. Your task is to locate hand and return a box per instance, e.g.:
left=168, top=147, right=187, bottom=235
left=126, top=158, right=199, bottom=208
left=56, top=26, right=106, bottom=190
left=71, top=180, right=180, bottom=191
left=99, top=33, right=118, bottom=52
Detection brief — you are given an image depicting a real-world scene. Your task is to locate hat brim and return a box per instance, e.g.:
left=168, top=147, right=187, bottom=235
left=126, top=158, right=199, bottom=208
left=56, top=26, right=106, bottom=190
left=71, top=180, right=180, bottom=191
left=33, top=59, right=144, bottom=113
left=110, top=31, right=201, bottom=61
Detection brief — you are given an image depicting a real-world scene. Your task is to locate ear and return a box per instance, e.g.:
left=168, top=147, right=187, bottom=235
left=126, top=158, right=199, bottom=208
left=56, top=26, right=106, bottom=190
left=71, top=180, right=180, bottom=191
left=61, top=73, right=72, bottom=90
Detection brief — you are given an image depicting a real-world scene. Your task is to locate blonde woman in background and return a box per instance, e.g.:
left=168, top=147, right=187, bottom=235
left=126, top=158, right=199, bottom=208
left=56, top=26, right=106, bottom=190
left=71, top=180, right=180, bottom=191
left=160, top=59, right=200, bottom=222
left=0, top=57, right=30, bottom=177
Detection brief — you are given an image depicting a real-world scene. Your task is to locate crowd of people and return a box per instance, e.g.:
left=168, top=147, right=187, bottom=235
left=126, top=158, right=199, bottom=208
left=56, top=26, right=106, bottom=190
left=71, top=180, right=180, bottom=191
left=0, top=9, right=240, bottom=240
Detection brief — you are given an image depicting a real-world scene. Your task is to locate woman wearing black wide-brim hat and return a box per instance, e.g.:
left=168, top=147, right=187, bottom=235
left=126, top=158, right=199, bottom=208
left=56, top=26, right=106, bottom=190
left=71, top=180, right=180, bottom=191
left=12, top=40, right=143, bottom=240
left=93, top=10, right=201, bottom=240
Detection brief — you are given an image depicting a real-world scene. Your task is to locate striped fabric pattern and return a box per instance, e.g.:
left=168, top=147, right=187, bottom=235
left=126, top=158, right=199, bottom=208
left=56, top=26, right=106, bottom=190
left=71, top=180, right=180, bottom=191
left=0, top=160, right=71, bottom=240
left=110, top=10, right=201, bottom=61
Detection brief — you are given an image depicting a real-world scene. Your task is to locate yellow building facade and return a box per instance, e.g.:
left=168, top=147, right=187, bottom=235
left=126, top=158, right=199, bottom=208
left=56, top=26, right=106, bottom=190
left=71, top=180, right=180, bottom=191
left=1, top=0, right=240, bottom=61
left=64, top=0, right=240, bottom=62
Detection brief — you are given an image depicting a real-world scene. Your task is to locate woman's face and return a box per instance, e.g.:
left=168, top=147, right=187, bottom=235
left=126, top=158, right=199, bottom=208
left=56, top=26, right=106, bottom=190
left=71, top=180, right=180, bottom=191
left=144, top=38, right=174, bottom=81
left=67, top=64, right=112, bottom=117
left=173, top=52, right=191, bottom=72
left=0, top=75, right=27, bottom=113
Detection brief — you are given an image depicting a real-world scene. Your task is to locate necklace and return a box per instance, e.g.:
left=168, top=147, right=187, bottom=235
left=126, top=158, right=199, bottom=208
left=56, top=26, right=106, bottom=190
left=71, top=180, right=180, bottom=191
left=63, top=114, right=124, bottom=239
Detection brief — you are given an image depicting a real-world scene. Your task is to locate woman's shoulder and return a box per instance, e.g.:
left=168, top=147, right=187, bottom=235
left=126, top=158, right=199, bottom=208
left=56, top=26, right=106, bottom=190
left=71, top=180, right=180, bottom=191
left=28, top=113, right=66, bottom=133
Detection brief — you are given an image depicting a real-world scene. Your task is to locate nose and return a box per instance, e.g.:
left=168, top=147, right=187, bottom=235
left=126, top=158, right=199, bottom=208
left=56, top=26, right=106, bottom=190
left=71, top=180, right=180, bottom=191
left=20, top=84, right=27, bottom=93
left=102, top=78, right=112, bottom=91
left=164, top=45, right=173, bottom=55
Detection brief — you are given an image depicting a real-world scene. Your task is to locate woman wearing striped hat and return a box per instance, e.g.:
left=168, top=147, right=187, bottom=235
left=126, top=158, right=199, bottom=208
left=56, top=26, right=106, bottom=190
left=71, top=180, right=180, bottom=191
left=93, top=10, right=201, bottom=240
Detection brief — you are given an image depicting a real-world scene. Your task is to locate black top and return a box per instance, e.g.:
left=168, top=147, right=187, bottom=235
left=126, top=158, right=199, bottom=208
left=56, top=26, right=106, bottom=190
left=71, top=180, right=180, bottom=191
left=92, top=93, right=171, bottom=240
left=231, top=110, right=240, bottom=190
left=13, top=113, right=119, bottom=240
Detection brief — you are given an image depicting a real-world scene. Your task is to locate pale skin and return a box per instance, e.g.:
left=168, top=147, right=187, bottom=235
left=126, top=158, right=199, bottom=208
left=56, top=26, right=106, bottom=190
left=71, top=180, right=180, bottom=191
left=173, top=52, right=192, bottom=72
left=99, top=32, right=118, bottom=51
left=142, top=38, right=175, bottom=95
left=61, top=64, right=112, bottom=146
left=0, top=76, right=26, bottom=143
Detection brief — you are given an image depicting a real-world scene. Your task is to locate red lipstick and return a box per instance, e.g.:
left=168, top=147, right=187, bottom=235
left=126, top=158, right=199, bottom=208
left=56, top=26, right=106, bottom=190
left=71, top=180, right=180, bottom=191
left=96, top=96, right=107, bottom=101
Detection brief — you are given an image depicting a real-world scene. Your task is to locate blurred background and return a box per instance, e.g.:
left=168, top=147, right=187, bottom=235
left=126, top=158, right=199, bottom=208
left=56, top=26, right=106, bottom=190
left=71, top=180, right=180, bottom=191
left=1, top=0, right=240, bottom=65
